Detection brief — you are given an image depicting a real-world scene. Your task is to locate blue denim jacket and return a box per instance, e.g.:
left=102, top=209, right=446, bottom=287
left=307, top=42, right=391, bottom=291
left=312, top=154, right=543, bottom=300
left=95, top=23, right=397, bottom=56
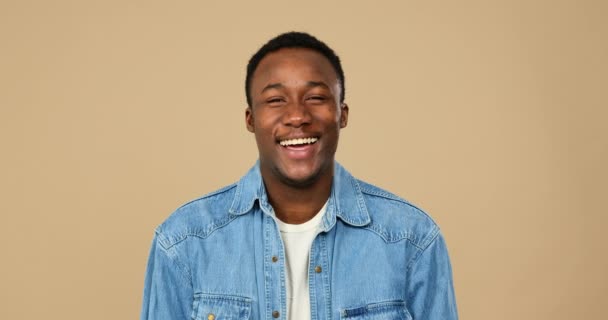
left=141, top=162, right=458, bottom=320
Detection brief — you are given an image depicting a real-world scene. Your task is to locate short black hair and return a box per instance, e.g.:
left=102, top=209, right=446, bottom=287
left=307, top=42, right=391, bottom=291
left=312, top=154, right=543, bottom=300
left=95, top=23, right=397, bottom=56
left=245, top=31, right=345, bottom=107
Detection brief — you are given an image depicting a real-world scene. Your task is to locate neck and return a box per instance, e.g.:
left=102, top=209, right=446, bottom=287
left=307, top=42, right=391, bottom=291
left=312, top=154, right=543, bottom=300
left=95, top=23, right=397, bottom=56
left=262, top=166, right=333, bottom=225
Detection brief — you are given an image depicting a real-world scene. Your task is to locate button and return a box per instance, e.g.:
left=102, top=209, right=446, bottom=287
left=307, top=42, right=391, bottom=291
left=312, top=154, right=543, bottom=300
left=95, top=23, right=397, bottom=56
left=207, top=313, right=215, bottom=320
left=272, top=310, right=280, bottom=318
left=272, top=256, right=278, bottom=263
left=315, top=265, right=322, bottom=273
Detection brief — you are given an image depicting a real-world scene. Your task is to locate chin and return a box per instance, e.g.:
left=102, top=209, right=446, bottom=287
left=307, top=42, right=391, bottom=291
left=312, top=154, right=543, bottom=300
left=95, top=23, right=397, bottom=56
left=275, top=164, right=322, bottom=188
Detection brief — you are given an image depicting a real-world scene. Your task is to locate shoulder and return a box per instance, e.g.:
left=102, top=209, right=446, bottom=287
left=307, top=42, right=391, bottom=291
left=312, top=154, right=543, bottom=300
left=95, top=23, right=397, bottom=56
left=357, top=179, right=440, bottom=250
left=154, top=183, right=238, bottom=249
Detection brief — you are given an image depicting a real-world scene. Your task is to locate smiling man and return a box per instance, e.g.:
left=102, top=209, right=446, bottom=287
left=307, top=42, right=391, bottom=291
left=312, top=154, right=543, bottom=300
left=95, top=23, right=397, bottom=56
left=141, top=32, right=458, bottom=320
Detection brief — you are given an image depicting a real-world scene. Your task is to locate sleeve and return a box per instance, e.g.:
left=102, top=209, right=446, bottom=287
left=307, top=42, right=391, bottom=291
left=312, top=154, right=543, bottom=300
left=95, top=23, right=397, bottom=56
left=406, top=231, right=459, bottom=320
left=141, top=232, right=194, bottom=320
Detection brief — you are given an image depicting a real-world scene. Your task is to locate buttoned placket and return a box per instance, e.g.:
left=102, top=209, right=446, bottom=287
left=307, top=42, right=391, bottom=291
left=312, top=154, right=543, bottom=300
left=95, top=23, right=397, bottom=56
left=308, top=230, right=331, bottom=320
left=261, top=205, right=288, bottom=320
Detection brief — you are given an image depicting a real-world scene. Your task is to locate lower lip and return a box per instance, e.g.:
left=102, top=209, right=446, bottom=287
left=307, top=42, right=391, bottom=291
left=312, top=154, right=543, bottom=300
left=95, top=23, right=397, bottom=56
left=279, top=142, right=317, bottom=160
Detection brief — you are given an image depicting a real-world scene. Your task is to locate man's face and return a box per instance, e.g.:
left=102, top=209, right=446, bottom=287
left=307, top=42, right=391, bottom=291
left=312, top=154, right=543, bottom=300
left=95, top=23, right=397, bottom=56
left=246, top=48, right=348, bottom=187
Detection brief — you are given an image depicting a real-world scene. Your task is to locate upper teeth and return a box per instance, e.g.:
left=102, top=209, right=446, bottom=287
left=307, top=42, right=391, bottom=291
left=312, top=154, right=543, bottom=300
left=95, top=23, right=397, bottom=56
left=280, top=137, right=318, bottom=146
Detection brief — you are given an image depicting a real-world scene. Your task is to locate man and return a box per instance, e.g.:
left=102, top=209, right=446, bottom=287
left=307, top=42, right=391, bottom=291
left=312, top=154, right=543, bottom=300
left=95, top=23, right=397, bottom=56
left=141, top=32, right=458, bottom=320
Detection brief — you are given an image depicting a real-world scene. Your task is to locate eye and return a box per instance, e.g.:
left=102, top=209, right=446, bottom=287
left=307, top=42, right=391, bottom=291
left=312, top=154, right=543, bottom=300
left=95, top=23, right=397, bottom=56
left=306, top=95, right=326, bottom=103
left=266, top=97, right=286, bottom=106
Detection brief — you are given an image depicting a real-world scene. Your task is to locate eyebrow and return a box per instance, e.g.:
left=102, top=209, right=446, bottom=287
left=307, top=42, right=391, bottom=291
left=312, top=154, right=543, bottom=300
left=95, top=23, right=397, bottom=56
left=260, top=81, right=330, bottom=94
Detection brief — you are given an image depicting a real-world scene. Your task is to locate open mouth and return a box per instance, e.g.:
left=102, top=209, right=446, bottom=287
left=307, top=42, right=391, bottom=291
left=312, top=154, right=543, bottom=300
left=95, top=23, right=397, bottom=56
left=278, top=137, right=319, bottom=147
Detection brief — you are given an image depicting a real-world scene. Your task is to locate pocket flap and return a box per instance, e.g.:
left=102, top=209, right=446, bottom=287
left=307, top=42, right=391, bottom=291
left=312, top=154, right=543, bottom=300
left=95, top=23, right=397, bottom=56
left=192, top=293, right=252, bottom=320
left=341, top=300, right=412, bottom=320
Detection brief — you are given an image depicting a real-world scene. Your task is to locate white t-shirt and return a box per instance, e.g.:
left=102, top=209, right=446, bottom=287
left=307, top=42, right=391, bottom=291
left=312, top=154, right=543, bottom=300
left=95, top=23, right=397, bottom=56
left=274, top=202, right=327, bottom=320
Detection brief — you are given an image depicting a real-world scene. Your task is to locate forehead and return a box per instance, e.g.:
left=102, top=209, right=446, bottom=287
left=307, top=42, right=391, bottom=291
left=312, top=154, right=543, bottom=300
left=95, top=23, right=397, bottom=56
left=251, top=48, right=338, bottom=89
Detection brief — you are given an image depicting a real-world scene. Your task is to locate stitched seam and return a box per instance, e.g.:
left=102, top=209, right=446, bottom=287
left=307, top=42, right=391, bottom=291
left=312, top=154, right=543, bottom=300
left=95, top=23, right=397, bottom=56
left=342, top=300, right=406, bottom=317
left=159, top=215, right=239, bottom=249
left=361, top=188, right=400, bottom=200
left=362, top=190, right=425, bottom=214
left=360, top=226, right=425, bottom=249
left=177, top=184, right=237, bottom=211
left=405, top=227, right=440, bottom=272
left=229, top=178, right=244, bottom=214
left=358, top=181, right=432, bottom=219
left=321, top=234, right=332, bottom=320
left=160, top=240, right=193, bottom=286
left=263, top=215, right=272, bottom=320
left=420, top=225, right=440, bottom=249
left=352, top=177, right=369, bottom=224
left=193, top=293, right=252, bottom=304
left=357, top=180, right=401, bottom=199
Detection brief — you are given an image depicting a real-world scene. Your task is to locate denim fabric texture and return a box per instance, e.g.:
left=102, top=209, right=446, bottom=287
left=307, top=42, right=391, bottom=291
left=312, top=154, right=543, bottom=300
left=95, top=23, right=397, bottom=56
left=141, top=162, right=458, bottom=320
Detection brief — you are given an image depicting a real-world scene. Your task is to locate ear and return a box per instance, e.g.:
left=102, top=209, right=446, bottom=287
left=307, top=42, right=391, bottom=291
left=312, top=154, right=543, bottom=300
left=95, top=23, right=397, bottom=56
left=339, top=103, right=349, bottom=128
left=245, top=107, right=255, bottom=132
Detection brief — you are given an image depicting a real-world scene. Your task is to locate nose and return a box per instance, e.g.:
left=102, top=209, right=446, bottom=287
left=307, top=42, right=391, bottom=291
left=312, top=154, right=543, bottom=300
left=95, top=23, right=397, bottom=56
left=282, top=101, right=312, bottom=128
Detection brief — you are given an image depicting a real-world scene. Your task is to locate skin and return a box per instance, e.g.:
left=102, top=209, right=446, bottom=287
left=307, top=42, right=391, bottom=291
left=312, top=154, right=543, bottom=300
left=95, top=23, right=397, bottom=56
left=246, top=48, right=348, bottom=224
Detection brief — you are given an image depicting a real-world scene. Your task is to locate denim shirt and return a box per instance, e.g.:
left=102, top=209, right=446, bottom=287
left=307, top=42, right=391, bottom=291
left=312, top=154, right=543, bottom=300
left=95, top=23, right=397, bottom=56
left=141, top=162, right=458, bottom=320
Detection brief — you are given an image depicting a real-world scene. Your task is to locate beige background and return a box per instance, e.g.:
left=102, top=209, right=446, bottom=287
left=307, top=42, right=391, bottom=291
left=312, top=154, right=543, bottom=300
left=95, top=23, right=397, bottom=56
left=1, top=0, right=606, bottom=319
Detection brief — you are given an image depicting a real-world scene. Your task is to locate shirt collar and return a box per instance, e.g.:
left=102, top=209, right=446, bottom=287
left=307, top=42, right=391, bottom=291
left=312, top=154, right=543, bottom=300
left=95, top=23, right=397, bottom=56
left=228, top=161, right=371, bottom=229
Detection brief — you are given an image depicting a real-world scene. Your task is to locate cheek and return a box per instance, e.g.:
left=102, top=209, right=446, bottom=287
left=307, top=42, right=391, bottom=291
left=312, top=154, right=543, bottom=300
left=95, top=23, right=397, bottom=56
left=253, top=112, right=279, bottom=141
left=316, top=110, right=341, bottom=131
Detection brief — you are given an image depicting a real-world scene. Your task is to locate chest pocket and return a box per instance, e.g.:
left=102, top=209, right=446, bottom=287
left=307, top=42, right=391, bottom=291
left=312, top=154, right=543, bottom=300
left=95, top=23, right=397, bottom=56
left=191, top=293, right=252, bottom=320
left=340, top=300, right=412, bottom=320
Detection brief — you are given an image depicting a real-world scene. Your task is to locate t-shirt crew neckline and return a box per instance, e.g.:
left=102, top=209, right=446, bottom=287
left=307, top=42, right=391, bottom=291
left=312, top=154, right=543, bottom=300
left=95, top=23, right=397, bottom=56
left=274, top=201, right=328, bottom=233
